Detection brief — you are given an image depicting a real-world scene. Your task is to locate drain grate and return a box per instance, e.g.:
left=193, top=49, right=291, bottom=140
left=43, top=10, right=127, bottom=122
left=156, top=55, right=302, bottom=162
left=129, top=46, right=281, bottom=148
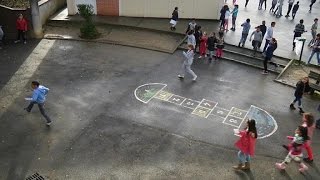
left=26, top=173, right=45, bottom=180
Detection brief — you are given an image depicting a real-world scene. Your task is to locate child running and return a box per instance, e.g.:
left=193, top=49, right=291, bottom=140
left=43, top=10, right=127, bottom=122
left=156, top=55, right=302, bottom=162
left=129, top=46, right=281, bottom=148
left=275, top=126, right=309, bottom=172
left=178, top=44, right=197, bottom=81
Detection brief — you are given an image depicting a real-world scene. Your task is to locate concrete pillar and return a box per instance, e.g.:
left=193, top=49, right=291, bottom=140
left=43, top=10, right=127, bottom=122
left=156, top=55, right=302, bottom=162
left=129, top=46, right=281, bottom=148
left=29, top=0, right=43, bottom=38
left=67, top=0, right=77, bottom=15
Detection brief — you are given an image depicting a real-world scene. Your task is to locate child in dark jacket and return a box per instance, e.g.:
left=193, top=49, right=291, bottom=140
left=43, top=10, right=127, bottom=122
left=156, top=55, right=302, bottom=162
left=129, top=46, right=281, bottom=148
left=292, top=1, right=299, bottom=20
left=207, top=32, right=217, bottom=61
left=290, top=77, right=310, bottom=113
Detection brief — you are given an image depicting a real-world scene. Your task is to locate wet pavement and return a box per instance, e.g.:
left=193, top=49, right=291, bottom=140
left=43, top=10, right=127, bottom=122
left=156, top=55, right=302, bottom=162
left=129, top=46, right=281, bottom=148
left=52, top=0, right=320, bottom=64
left=0, top=39, right=320, bottom=179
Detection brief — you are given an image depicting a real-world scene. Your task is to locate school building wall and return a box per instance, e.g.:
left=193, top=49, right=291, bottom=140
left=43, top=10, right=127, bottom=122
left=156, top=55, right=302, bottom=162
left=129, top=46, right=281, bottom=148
left=67, top=0, right=223, bottom=20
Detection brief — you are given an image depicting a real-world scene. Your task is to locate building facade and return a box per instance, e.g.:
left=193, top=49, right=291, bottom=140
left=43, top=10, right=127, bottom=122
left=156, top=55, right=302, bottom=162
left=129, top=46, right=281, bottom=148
left=67, top=0, right=223, bottom=20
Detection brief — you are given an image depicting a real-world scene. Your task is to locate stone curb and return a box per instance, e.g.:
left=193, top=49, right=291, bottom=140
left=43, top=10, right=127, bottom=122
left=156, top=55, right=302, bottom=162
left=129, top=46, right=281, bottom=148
left=44, top=34, right=178, bottom=54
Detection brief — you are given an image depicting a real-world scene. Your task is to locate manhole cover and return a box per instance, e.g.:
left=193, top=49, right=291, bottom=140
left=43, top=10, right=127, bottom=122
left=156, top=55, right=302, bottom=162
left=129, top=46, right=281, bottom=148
left=26, top=173, right=45, bottom=180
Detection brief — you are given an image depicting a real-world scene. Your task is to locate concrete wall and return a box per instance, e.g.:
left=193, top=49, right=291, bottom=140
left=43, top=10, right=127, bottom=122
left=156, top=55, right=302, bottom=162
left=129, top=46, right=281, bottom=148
left=67, top=0, right=97, bottom=15
left=0, top=5, right=32, bottom=39
left=0, top=0, right=66, bottom=39
left=67, top=0, right=222, bottom=19
left=39, top=0, right=66, bottom=25
left=119, top=0, right=222, bottom=19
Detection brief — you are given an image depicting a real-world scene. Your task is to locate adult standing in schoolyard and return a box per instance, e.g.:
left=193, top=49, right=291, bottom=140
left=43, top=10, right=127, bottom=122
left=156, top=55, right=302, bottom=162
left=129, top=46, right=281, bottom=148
left=308, top=18, right=318, bottom=47
left=292, top=19, right=307, bottom=51
left=291, top=1, right=299, bottom=20
left=178, top=44, right=197, bottom=81
left=238, top=18, right=251, bottom=47
left=307, top=33, right=320, bottom=65
left=258, top=0, right=267, bottom=10
left=259, top=21, right=267, bottom=38
left=274, top=0, right=285, bottom=17
left=170, top=7, right=179, bottom=31
left=262, top=38, right=278, bottom=74
left=24, top=81, right=52, bottom=126
left=270, top=0, right=278, bottom=12
left=285, top=0, right=295, bottom=17
left=309, top=0, right=317, bottom=13
left=249, top=26, right=263, bottom=55
left=263, top=22, right=276, bottom=53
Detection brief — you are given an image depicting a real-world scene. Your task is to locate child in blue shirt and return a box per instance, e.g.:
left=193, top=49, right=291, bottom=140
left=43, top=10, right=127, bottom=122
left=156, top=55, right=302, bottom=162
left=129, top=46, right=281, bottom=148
left=24, top=81, right=52, bottom=126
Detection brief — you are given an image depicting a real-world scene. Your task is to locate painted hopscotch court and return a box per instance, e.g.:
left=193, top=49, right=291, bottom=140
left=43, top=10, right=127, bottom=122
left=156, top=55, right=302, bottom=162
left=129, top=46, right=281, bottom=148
left=134, top=83, right=278, bottom=139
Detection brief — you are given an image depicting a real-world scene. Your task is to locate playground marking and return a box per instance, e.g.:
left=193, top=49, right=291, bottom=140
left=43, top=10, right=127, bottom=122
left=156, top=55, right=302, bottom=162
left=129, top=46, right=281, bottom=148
left=134, top=83, right=278, bottom=139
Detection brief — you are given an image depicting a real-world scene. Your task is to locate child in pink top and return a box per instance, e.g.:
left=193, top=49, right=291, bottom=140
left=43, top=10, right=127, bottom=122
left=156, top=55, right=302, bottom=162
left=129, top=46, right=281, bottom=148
left=276, top=126, right=309, bottom=173
left=233, top=119, right=257, bottom=170
left=302, top=113, right=315, bottom=162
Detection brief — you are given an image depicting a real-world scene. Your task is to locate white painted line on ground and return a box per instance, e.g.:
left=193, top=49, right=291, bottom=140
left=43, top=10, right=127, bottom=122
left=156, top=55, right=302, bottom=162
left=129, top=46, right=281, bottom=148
left=205, top=100, right=218, bottom=118
left=134, top=83, right=167, bottom=104
left=191, top=99, right=205, bottom=115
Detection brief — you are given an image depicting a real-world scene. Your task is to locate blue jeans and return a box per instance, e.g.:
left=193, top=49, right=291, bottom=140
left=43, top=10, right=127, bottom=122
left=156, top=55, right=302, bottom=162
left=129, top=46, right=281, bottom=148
left=238, top=151, right=251, bottom=163
left=307, top=51, right=320, bottom=64
left=293, top=96, right=302, bottom=107
left=240, top=33, right=248, bottom=45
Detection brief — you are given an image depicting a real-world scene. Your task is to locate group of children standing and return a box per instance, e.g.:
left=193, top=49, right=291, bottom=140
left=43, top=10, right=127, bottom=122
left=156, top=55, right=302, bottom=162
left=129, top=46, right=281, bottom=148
left=186, top=19, right=225, bottom=61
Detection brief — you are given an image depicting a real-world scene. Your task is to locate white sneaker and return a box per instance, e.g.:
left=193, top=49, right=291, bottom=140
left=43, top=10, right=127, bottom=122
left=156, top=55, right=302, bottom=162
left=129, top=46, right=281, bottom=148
left=192, top=75, right=197, bottom=81
left=46, top=121, right=52, bottom=126
left=178, top=75, right=184, bottom=79
left=198, top=56, right=202, bottom=59
left=205, top=55, right=207, bottom=57
left=14, top=40, right=20, bottom=43
left=24, top=41, right=27, bottom=44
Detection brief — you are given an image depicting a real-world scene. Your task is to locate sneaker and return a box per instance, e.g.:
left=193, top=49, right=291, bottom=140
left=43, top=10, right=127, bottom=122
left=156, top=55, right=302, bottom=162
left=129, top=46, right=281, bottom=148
left=198, top=56, right=203, bottom=59
left=285, top=15, right=289, bottom=17
left=23, top=41, right=27, bottom=44
left=299, top=163, right=308, bottom=172
left=299, top=108, right=305, bottom=114
left=303, top=158, right=313, bottom=163
left=205, top=55, right=207, bottom=58
left=14, top=40, right=20, bottom=43
left=275, top=163, right=286, bottom=170
left=192, top=75, right=197, bottom=81
left=262, top=71, right=269, bottom=75
left=24, top=108, right=30, bottom=113
left=274, top=63, right=279, bottom=68
left=178, top=75, right=184, bottom=79
left=46, top=121, right=52, bottom=126
left=289, top=104, right=296, bottom=110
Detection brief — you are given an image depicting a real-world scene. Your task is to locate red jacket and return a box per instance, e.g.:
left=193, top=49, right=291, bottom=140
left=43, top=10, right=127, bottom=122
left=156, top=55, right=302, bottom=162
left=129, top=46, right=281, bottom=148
left=235, top=130, right=257, bottom=156
left=16, top=18, right=28, bottom=31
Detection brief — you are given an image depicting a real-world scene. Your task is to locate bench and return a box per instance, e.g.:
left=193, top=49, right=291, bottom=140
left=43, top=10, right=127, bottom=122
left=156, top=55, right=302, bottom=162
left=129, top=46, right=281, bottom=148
left=308, top=70, right=320, bottom=95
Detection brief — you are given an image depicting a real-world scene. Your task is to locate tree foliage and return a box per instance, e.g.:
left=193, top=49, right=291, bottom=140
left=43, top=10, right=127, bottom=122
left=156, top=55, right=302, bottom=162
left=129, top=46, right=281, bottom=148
left=77, top=4, right=100, bottom=39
